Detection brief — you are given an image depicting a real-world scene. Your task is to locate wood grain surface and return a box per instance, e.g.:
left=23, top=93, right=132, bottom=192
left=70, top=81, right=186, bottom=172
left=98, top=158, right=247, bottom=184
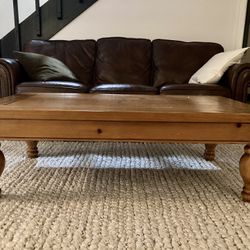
left=0, top=93, right=249, bottom=122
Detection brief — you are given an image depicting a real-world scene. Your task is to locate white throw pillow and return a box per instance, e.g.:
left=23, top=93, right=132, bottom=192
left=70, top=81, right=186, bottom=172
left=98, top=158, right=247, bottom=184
left=189, top=47, right=248, bottom=84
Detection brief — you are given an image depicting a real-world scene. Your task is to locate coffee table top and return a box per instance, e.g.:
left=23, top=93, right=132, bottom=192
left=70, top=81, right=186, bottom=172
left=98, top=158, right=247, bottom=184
left=0, top=93, right=249, bottom=123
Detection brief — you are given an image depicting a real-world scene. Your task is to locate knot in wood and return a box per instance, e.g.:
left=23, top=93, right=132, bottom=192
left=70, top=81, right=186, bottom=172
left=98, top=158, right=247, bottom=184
left=97, top=129, right=102, bottom=134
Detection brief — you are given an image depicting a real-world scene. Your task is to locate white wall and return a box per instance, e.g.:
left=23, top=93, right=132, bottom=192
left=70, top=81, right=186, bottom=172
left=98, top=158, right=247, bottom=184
left=0, top=0, right=247, bottom=50
left=0, top=0, right=15, bottom=39
left=0, top=0, right=49, bottom=39
left=52, top=0, right=247, bottom=51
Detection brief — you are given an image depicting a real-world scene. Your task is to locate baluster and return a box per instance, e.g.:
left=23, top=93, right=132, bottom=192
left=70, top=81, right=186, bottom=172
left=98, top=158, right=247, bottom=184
left=12, top=0, right=21, bottom=50
left=243, top=0, right=250, bottom=47
left=56, top=0, right=63, bottom=20
left=35, top=0, right=42, bottom=37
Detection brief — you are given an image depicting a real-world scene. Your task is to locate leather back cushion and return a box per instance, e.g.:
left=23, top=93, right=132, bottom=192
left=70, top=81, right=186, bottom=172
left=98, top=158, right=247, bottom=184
left=23, top=40, right=96, bottom=86
left=152, top=39, right=224, bottom=87
left=95, top=37, right=151, bottom=85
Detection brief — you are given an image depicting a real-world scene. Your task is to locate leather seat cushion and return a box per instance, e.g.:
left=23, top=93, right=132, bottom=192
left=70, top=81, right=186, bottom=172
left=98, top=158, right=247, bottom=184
left=95, top=37, right=151, bottom=85
left=23, top=40, right=96, bottom=85
left=16, top=81, right=89, bottom=93
left=152, top=39, right=224, bottom=87
left=90, top=84, right=158, bottom=94
left=160, top=84, right=231, bottom=97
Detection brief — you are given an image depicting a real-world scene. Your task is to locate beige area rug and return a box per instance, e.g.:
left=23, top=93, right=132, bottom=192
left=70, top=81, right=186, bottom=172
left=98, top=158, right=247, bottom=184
left=0, top=141, right=250, bottom=250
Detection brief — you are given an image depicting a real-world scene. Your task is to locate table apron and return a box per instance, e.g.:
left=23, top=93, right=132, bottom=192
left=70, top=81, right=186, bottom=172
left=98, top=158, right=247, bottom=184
left=0, top=119, right=249, bottom=142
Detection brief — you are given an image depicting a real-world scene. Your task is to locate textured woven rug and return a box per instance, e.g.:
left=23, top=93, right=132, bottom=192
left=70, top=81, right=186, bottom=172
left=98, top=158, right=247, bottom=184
left=0, top=141, right=250, bottom=250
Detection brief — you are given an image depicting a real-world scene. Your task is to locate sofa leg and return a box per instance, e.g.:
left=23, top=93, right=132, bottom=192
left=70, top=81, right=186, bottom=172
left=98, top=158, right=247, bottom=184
left=26, top=141, right=38, bottom=158
left=204, top=144, right=216, bottom=161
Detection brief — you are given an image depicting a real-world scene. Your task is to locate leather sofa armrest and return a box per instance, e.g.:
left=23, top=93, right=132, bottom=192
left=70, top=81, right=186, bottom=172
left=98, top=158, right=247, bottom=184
left=0, top=58, right=26, bottom=97
left=221, top=63, right=250, bottom=102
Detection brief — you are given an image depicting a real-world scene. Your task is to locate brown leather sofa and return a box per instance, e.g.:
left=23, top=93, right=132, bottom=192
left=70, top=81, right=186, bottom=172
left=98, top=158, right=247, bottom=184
left=0, top=37, right=249, bottom=102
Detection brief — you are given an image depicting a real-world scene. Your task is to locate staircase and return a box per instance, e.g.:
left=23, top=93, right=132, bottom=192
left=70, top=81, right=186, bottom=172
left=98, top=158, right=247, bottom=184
left=0, top=0, right=97, bottom=58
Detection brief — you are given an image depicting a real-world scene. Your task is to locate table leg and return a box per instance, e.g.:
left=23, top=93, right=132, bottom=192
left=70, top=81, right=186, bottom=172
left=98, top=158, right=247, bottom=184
left=26, top=141, right=38, bottom=158
left=204, top=144, right=216, bottom=161
left=0, top=143, right=6, bottom=196
left=240, top=144, right=250, bottom=202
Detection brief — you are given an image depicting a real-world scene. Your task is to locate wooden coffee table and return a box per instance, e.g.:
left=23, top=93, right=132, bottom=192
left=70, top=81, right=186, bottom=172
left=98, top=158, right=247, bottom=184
left=0, top=93, right=250, bottom=201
